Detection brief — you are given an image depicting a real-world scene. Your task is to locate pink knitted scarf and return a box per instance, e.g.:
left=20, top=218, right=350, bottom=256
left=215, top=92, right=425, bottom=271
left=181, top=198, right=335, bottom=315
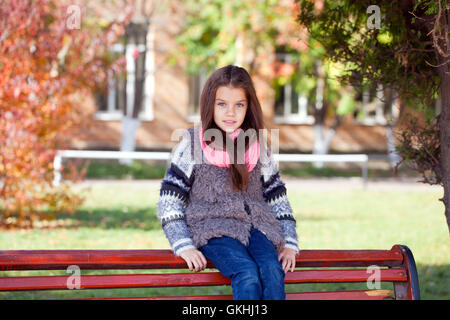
left=199, top=126, right=260, bottom=172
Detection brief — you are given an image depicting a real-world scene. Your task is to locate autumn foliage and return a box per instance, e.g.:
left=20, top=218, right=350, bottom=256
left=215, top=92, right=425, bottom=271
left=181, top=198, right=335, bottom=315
left=0, top=0, right=131, bottom=227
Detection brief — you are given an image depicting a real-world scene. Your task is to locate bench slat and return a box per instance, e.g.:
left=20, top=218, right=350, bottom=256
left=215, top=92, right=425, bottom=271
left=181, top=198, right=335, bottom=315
left=0, top=248, right=403, bottom=271
left=63, top=290, right=394, bottom=300
left=0, top=272, right=229, bottom=291
left=286, top=268, right=406, bottom=283
left=0, top=269, right=406, bottom=291
left=289, top=290, right=394, bottom=300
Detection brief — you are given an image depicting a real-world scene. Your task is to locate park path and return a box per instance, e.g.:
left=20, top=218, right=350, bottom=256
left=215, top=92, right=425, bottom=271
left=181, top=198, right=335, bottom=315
left=75, top=177, right=442, bottom=192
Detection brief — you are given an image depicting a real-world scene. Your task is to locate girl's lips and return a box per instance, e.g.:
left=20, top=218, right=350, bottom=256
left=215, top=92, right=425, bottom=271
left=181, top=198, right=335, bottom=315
left=223, top=121, right=236, bottom=126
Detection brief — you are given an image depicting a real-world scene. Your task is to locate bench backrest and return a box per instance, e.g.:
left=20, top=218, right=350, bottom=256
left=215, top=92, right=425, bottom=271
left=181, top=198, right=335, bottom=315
left=0, top=244, right=420, bottom=300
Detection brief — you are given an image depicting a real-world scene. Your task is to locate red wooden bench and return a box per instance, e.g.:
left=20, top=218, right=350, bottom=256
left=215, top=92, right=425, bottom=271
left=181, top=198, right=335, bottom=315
left=0, top=244, right=420, bottom=300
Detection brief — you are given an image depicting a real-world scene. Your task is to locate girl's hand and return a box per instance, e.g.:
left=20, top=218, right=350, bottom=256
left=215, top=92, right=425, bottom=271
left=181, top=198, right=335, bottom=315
left=179, top=248, right=207, bottom=272
left=278, top=247, right=297, bottom=273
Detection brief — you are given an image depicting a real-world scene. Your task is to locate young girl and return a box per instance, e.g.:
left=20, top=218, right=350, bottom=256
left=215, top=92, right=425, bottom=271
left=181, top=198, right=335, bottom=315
left=157, top=65, right=299, bottom=300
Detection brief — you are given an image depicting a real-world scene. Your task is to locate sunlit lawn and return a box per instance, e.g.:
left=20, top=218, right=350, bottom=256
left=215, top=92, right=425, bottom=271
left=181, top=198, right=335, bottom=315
left=0, top=181, right=448, bottom=299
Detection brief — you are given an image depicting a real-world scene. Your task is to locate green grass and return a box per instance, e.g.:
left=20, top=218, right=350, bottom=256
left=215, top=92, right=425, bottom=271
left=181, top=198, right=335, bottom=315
left=83, top=161, right=167, bottom=179
left=0, top=182, right=448, bottom=299
left=75, top=160, right=414, bottom=180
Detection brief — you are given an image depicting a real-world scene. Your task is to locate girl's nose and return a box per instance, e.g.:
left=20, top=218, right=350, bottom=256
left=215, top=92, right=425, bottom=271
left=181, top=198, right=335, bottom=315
left=226, top=105, right=235, bottom=115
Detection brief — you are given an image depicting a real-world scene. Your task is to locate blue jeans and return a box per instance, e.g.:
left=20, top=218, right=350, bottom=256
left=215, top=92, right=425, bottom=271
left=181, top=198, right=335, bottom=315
left=199, top=227, right=286, bottom=300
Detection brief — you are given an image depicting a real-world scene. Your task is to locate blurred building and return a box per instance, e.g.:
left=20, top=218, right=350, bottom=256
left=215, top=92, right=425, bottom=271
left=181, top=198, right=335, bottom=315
left=67, top=2, right=436, bottom=158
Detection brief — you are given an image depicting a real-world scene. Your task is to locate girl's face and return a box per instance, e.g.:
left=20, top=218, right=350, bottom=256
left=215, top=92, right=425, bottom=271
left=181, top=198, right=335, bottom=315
left=213, top=86, right=248, bottom=133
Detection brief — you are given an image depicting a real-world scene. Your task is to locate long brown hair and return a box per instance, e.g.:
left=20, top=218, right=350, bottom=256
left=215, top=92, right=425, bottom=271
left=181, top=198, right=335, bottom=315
left=199, top=65, right=265, bottom=192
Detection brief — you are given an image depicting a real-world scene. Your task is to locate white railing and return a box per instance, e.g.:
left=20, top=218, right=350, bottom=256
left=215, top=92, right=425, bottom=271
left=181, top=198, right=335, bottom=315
left=273, top=153, right=369, bottom=188
left=52, top=150, right=170, bottom=186
left=53, top=150, right=369, bottom=188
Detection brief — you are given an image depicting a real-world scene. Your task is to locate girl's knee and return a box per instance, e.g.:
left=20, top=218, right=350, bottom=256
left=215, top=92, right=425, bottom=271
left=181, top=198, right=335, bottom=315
left=258, top=262, right=286, bottom=300
left=258, top=260, right=285, bottom=281
left=232, top=265, right=260, bottom=283
left=231, top=269, right=262, bottom=300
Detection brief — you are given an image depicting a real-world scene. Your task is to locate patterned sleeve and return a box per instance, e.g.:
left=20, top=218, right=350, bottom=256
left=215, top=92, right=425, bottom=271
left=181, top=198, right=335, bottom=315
left=157, top=129, right=196, bottom=256
left=260, top=148, right=300, bottom=254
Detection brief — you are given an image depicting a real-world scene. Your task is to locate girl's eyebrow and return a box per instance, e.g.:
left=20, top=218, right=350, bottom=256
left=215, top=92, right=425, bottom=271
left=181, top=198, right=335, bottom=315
left=216, top=98, right=247, bottom=102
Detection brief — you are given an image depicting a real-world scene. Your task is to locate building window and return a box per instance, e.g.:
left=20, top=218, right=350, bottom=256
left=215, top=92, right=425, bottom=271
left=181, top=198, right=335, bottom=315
left=273, top=51, right=314, bottom=125
left=353, top=83, right=400, bottom=125
left=187, top=67, right=208, bottom=123
left=94, top=22, right=155, bottom=121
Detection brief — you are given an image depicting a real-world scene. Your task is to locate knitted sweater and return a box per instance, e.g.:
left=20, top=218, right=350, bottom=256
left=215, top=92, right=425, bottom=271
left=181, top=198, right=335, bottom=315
left=157, top=126, right=299, bottom=256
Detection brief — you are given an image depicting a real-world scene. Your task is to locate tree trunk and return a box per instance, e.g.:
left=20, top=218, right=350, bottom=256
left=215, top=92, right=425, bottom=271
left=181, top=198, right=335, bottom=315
left=119, top=116, right=140, bottom=165
left=386, top=123, right=402, bottom=168
left=312, top=122, right=338, bottom=168
left=312, top=123, right=325, bottom=169
left=119, top=23, right=149, bottom=165
left=438, top=62, right=450, bottom=233
left=312, top=60, right=328, bottom=169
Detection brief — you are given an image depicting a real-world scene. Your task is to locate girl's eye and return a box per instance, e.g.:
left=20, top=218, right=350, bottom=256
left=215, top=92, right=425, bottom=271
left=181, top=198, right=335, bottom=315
left=217, top=103, right=245, bottom=107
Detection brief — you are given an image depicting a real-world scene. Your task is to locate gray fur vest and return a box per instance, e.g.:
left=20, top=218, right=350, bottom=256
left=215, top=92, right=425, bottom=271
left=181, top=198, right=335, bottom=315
left=184, top=127, right=285, bottom=253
